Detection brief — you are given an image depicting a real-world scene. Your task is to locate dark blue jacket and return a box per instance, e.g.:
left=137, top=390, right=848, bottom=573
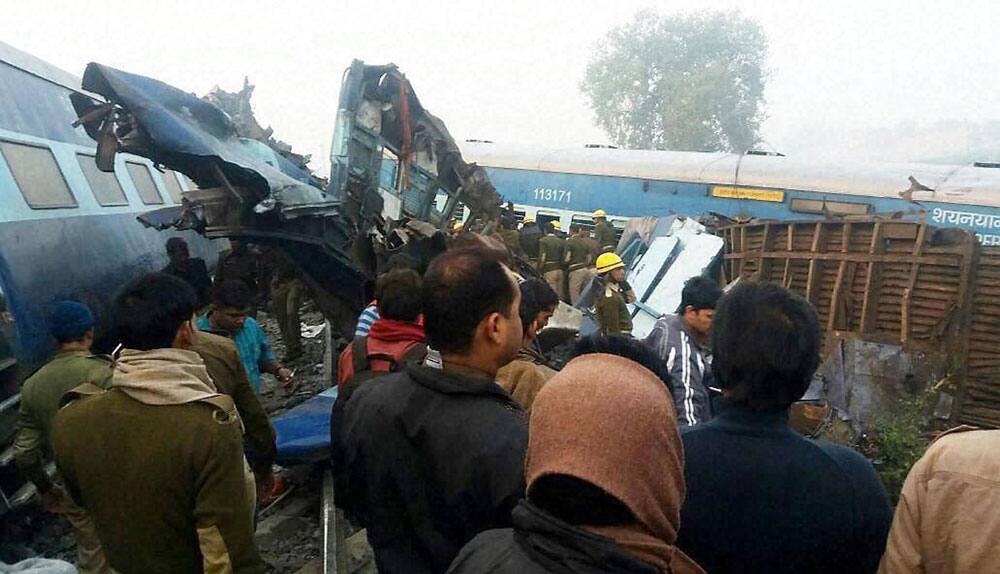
left=677, top=404, right=891, bottom=574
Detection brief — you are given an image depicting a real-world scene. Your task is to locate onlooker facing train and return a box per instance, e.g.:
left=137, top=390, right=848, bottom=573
left=565, top=224, right=596, bottom=305
left=14, top=301, right=113, bottom=574
left=519, top=215, right=543, bottom=267
left=592, top=209, right=617, bottom=253
left=677, top=282, right=891, bottom=574
left=879, top=427, right=1000, bottom=574
left=53, top=273, right=266, bottom=574
left=644, top=277, right=722, bottom=427
left=593, top=253, right=636, bottom=336
left=449, top=347, right=704, bottom=574
left=332, top=248, right=527, bottom=574
left=495, top=279, right=559, bottom=415
left=162, top=237, right=212, bottom=310
left=537, top=221, right=567, bottom=300
left=197, top=280, right=293, bottom=393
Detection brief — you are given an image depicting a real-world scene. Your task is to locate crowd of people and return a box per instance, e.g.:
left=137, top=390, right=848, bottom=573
left=10, top=222, right=1000, bottom=574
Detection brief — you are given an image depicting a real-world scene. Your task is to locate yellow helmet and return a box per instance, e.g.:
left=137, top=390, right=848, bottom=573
left=452, top=220, right=464, bottom=231
left=550, top=220, right=561, bottom=231
left=522, top=215, right=535, bottom=224
left=592, top=209, right=607, bottom=219
left=596, top=252, right=624, bottom=274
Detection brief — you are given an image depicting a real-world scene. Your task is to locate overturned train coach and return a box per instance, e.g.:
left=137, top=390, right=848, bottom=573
left=70, top=59, right=507, bottom=338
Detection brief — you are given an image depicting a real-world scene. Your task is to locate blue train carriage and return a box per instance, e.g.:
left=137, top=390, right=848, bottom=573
left=0, top=42, right=220, bottom=508
left=461, top=141, right=1000, bottom=245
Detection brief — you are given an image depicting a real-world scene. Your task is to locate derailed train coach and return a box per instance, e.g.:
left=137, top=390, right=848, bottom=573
left=0, top=43, right=221, bottom=510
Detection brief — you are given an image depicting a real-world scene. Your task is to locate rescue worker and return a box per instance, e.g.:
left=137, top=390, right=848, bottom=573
left=537, top=221, right=567, bottom=301
left=644, top=276, right=722, bottom=427
left=337, top=268, right=427, bottom=389
left=564, top=224, right=596, bottom=305
left=519, top=215, right=543, bottom=267
left=162, top=237, right=212, bottom=309
left=52, top=273, right=266, bottom=573
left=267, top=248, right=304, bottom=362
left=188, top=329, right=278, bottom=501
left=592, top=209, right=617, bottom=253
left=449, top=348, right=704, bottom=574
left=332, top=248, right=527, bottom=574
left=198, top=279, right=294, bottom=393
left=496, top=215, right=524, bottom=259
left=593, top=252, right=636, bottom=336
left=495, top=279, right=559, bottom=415
left=14, top=301, right=113, bottom=574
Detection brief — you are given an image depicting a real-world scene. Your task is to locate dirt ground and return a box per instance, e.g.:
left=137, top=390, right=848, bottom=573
left=1, top=307, right=337, bottom=572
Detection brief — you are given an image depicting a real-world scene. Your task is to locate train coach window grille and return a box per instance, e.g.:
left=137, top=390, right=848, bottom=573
left=76, top=154, right=128, bottom=206
left=790, top=198, right=870, bottom=216
left=160, top=169, right=187, bottom=204
left=571, top=215, right=595, bottom=234
left=0, top=141, right=77, bottom=209
left=126, top=162, right=164, bottom=205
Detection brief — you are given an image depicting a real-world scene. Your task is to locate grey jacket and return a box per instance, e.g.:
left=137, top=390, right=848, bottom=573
left=643, top=314, right=713, bottom=427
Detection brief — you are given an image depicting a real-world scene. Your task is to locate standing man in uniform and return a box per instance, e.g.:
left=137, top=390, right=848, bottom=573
left=518, top=216, right=542, bottom=268
left=644, top=277, right=722, bottom=427
left=565, top=224, right=596, bottom=305
left=14, top=301, right=113, bottom=574
left=593, top=209, right=617, bottom=254
left=537, top=221, right=567, bottom=301
left=593, top=253, right=636, bottom=336
left=267, top=248, right=304, bottom=362
left=52, top=274, right=266, bottom=573
left=496, top=215, right=524, bottom=259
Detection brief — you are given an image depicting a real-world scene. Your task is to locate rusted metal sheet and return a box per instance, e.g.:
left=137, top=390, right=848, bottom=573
left=720, top=217, right=1000, bottom=427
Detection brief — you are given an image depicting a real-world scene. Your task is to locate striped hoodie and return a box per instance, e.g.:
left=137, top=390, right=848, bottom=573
left=643, top=313, right=714, bottom=427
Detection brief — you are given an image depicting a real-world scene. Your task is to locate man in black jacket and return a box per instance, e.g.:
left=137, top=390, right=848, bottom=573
left=332, top=248, right=527, bottom=574
left=677, top=282, right=891, bottom=574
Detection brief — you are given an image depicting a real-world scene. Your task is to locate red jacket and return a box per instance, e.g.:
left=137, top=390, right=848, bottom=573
left=338, top=318, right=426, bottom=388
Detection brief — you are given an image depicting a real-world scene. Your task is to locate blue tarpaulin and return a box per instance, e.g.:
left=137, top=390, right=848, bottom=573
left=273, top=386, right=337, bottom=465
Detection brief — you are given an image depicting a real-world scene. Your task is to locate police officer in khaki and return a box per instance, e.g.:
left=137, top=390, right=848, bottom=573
left=537, top=220, right=567, bottom=301
left=565, top=224, right=596, bottom=305
left=53, top=274, right=266, bottom=574
left=592, top=209, right=617, bottom=254
left=593, top=252, right=636, bottom=336
left=14, top=301, right=113, bottom=574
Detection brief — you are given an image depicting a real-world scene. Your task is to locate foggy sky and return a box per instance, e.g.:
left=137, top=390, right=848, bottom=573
left=3, top=0, right=999, bottom=174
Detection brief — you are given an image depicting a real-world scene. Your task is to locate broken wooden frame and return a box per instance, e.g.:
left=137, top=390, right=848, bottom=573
left=720, top=217, right=1000, bottom=427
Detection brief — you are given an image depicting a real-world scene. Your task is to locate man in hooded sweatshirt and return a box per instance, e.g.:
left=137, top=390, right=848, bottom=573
left=677, top=282, right=891, bottom=574
left=52, top=273, right=265, bottom=574
left=449, top=338, right=704, bottom=574
left=332, top=248, right=527, bottom=574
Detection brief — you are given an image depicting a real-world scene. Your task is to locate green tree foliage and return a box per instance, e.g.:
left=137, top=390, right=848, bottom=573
left=582, top=10, right=768, bottom=152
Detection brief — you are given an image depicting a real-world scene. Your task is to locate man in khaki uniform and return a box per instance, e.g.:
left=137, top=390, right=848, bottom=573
left=14, top=301, right=112, bottom=574
left=565, top=224, right=596, bottom=305
left=267, top=248, right=304, bottom=362
left=593, top=253, right=636, bottom=336
left=537, top=221, right=567, bottom=301
left=53, top=273, right=265, bottom=574
left=592, top=209, right=617, bottom=254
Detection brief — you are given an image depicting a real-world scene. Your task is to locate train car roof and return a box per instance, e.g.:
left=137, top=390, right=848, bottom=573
left=0, top=41, right=84, bottom=94
left=462, top=141, right=1000, bottom=208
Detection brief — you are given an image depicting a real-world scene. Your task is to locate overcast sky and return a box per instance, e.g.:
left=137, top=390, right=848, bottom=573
left=3, top=1, right=999, bottom=174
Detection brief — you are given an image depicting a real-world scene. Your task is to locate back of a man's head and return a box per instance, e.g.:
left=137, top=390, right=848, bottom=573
left=711, top=281, right=820, bottom=412
left=115, top=273, right=197, bottom=350
left=212, top=279, right=252, bottom=310
left=376, top=269, right=422, bottom=323
left=571, top=334, right=674, bottom=392
left=678, top=276, right=722, bottom=313
left=422, top=248, right=517, bottom=354
left=165, top=237, right=187, bottom=255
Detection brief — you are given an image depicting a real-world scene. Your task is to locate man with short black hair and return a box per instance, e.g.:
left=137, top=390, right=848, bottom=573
left=644, top=276, right=722, bottom=427
left=333, top=248, right=527, bottom=574
left=337, top=268, right=426, bottom=387
left=162, top=237, right=212, bottom=309
left=677, top=282, right=891, bottom=574
left=53, top=273, right=266, bottom=573
left=198, top=279, right=292, bottom=393
left=14, top=301, right=112, bottom=573
left=537, top=222, right=567, bottom=300
left=495, top=279, right=559, bottom=414
left=565, top=224, right=596, bottom=304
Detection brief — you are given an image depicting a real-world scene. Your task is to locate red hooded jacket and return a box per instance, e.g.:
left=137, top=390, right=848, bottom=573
left=337, top=318, right=426, bottom=388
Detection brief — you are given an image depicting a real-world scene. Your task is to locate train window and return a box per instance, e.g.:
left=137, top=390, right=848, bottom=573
left=160, top=169, right=186, bottom=204
left=790, top=198, right=870, bottom=216
left=125, top=162, right=164, bottom=205
left=571, top=215, right=595, bottom=233
left=76, top=154, right=128, bottom=206
left=0, top=141, right=77, bottom=209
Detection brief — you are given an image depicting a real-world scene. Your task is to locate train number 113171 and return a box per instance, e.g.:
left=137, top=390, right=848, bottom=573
left=532, top=187, right=573, bottom=203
